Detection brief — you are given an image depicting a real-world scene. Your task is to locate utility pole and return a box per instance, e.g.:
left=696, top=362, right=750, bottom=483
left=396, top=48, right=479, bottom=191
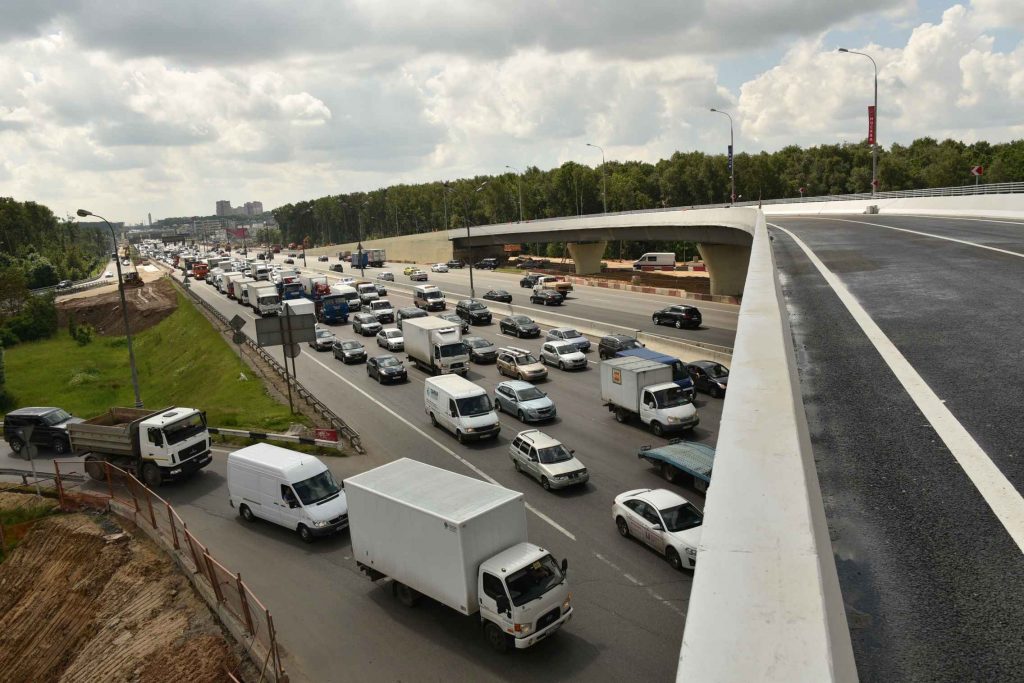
left=506, top=165, right=524, bottom=222
left=710, top=108, right=735, bottom=204
left=586, top=143, right=607, bottom=213
left=839, top=48, right=879, bottom=196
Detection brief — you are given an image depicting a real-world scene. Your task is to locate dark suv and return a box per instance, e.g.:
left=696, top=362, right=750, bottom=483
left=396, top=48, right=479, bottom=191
left=396, top=306, right=428, bottom=330
left=652, top=305, right=702, bottom=329
left=456, top=299, right=492, bottom=325
left=446, top=260, right=465, bottom=269
left=520, top=273, right=542, bottom=288
left=3, top=407, right=83, bottom=457
left=598, top=334, right=645, bottom=360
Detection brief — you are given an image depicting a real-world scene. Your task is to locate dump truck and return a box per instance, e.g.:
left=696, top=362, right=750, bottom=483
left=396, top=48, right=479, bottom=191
left=69, top=407, right=212, bottom=489
left=346, top=458, right=573, bottom=652
left=532, top=275, right=573, bottom=296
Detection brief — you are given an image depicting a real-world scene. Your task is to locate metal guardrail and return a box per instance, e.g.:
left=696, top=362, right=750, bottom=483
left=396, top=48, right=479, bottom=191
left=165, top=271, right=365, bottom=454
left=30, top=276, right=110, bottom=297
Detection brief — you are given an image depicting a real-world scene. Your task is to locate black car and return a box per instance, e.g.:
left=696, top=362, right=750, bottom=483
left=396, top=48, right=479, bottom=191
left=598, top=334, right=645, bottom=359
left=332, top=339, right=367, bottom=364
left=474, top=257, right=499, bottom=270
left=352, top=313, right=383, bottom=336
left=56, top=279, right=73, bottom=289
left=687, top=360, right=729, bottom=398
left=520, top=274, right=542, bottom=288
left=456, top=299, right=492, bottom=325
left=446, top=260, right=465, bottom=269
left=500, top=315, right=541, bottom=338
left=482, top=289, right=513, bottom=303
left=330, top=263, right=345, bottom=273
left=653, top=305, right=702, bottom=329
left=367, top=355, right=408, bottom=384
left=3, top=406, right=83, bottom=457
left=440, top=313, right=470, bottom=334
left=374, top=283, right=388, bottom=297
left=284, top=258, right=295, bottom=264
left=530, top=290, right=563, bottom=306
left=395, top=307, right=428, bottom=330
left=463, top=335, right=498, bottom=363
left=318, top=255, right=329, bottom=262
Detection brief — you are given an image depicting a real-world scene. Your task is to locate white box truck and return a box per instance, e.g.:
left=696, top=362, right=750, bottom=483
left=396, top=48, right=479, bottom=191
left=424, top=374, right=500, bottom=442
left=221, top=272, right=243, bottom=297
left=346, top=458, right=572, bottom=651
left=227, top=443, right=348, bottom=543
left=283, top=298, right=316, bottom=318
left=600, top=357, right=699, bottom=436
left=247, top=282, right=281, bottom=316
left=253, top=263, right=271, bottom=281
left=236, top=277, right=257, bottom=305
left=404, top=316, right=469, bottom=375
left=366, top=248, right=386, bottom=268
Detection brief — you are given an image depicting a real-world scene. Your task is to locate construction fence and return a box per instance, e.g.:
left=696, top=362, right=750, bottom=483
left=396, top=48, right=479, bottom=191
left=52, top=459, right=287, bottom=683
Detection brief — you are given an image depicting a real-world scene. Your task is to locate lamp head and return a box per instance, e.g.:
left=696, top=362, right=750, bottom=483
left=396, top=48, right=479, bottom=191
left=76, top=209, right=91, bottom=217
left=838, top=48, right=849, bottom=53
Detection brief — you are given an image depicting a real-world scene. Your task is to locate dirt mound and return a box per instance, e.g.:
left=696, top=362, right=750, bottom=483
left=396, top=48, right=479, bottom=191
left=0, top=508, right=245, bottom=683
left=57, top=277, right=178, bottom=336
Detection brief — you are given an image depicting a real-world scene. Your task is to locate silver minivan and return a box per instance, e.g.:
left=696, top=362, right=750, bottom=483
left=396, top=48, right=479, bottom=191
left=508, top=430, right=588, bottom=490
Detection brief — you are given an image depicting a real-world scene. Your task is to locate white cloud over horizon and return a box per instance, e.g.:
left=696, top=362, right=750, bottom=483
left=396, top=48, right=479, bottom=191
left=0, top=0, right=1020, bottom=222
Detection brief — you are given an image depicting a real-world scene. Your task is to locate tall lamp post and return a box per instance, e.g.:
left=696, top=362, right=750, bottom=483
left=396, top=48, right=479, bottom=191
left=505, top=165, right=524, bottom=222
left=77, top=209, right=143, bottom=408
left=462, top=181, right=488, bottom=298
left=585, top=143, right=607, bottom=214
left=838, top=48, right=878, bottom=196
left=357, top=199, right=370, bottom=278
left=709, top=108, right=735, bottom=205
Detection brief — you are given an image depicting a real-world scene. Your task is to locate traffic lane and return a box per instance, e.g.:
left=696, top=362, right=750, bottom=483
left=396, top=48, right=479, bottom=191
left=771, top=229, right=1024, bottom=682
left=183, top=279, right=698, bottom=683
left=770, top=216, right=1024, bottom=490
left=782, top=213, right=1024, bottom=251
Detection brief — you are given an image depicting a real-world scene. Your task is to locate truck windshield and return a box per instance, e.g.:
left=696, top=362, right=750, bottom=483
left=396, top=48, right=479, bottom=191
left=439, top=343, right=466, bottom=358
left=372, top=300, right=390, bottom=310
left=658, top=502, right=703, bottom=532
left=163, top=412, right=207, bottom=445
left=505, top=554, right=564, bottom=607
left=455, top=394, right=492, bottom=417
left=292, top=470, right=341, bottom=506
left=652, top=386, right=689, bottom=408
left=425, top=291, right=443, bottom=299
left=258, top=295, right=279, bottom=305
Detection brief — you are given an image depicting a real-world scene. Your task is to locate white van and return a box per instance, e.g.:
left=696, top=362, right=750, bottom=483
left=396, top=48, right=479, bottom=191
left=425, top=375, right=500, bottom=443
left=632, top=252, right=676, bottom=271
left=227, top=443, right=348, bottom=543
left=413, top=284, right=446, bottom=311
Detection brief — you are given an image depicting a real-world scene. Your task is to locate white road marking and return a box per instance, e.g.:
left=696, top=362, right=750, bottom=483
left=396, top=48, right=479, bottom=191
left=622, top=573, right=641, bottom=585
left=802, top=217, right=1024, bottom=259
left=593, top=553, right=687, bottom=615
left=772, top=223, right=1024, bottom=553
left=897, top=214, right=1024, bottom=227
left=299, top=351, right=578, bottom=542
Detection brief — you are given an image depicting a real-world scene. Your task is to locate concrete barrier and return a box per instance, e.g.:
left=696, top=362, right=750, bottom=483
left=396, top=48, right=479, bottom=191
left=677, top=211, right=857, bottom=682
left=762, top=193, right=1024, bottom=219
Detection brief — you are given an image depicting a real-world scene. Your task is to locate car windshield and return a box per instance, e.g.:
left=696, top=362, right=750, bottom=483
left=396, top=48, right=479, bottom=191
left=622, top=339, right=642, bottom=350
left=658, top=502, right=703, bottom=532
left=342, top=342, right=362, bottom=350
left=292, top=470, right=341, bottom=506
left=512, top=316, right=533, bottom=324
left=455, top=394, right=492, bottom=417
left=385, top=330, right=402, bottom=338
left=491, top=290, right=508, bottom=296
left=516, top=354, right=538, bottom=365
left=317, top=330, right=333, bottom=339
left=557, top=346, right=576, bottom=355
left=652, top=386, right=688, bottom=408
left=378, top=357, right=401, bottom=368
left=372, top=300, right=390, bottom=309
left=163, top=412, right=207, bottom=445
left=707, top=364, right=729, bottom=379
left=468, top=302, right=485, bottom=310
left=43, top=409, right=72, bottom=426
left=505, top=554, right=565, bottom=607
left=561, top=329, right=579, bottom=338
left=466, top=338, right=489, bottom=348
left=439, top=343, right=465, bottom=358
left=516, top=386, right=545, bottom=401
left=537, top=444, right=573, bottom=464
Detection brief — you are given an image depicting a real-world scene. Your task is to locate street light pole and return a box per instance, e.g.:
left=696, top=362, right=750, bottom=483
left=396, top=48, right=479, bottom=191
left=441, top=182, right=450, bottom=232
left=358, top=199, right=370, bottom=278
left=585, top=143, right=607, bottom=213
left=77, top=209, right=143, bottom=408
left=838, top=48, right=878, bottom=196
left=709, top=108, right=735, bottom=205
left=505, top=165, right=524, bottom=222
left=463, top=181, right=489, bottom=298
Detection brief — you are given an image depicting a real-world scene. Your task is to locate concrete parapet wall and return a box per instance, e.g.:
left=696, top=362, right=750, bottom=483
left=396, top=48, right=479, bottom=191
left=763, top=194, right=1024, bottom=219
left=304, top=232, right=453, bottom=264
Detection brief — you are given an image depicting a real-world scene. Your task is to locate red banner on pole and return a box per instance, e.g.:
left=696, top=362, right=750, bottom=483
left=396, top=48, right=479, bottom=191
left=867, top=105, right=876, bottom=145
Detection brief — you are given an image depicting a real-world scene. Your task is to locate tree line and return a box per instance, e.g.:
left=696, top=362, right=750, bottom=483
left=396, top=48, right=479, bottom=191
left=272, top=137, right=1023, bottom=252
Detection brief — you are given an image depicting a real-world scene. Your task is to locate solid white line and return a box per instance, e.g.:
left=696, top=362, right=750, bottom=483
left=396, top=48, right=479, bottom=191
left=622, top=573, right=641, bottom=585
left=771, top=223, right=1024, bottom=553
left=300, top=351, right=578, bottom=542
left=799, top=217, right=1024, bottom=259
left=896, top=214, right=1024, bottom=227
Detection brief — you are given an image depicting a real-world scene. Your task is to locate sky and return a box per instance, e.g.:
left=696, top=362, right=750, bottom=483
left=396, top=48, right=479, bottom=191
left=1, top=0, right=1022, bottom=223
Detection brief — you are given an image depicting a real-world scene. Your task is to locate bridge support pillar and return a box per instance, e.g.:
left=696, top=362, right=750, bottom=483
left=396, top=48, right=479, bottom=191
left=697, top=243, right=751, bottom=297
left=566, top=241, right=607, bottom=275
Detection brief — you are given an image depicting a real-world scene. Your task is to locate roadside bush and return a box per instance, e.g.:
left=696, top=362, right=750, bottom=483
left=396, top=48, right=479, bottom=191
left=73, top=323, right=95, bottom=346
left=0, top=295, right=58, bottom=347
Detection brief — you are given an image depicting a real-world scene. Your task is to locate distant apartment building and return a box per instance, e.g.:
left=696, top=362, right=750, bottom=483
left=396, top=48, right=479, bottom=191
left=216, top=199, right=264, bottom=216
left=244, top=201, right=264, bottom=216
left=216, top=200, right=233, bottom=216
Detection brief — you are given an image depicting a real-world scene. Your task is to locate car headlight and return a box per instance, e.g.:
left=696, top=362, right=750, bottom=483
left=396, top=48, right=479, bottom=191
left=685, top=547, right=697, bottom=557
left=312, top=519, right=330, bottom=528
left=465, top=427, right=476, bottom=433
left=514, top=622, right=533, bottom=635
left=666, top=416, right=682, bottom=424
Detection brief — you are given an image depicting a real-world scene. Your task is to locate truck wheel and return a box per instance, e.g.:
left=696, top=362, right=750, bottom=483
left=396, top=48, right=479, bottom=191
left=651, top=422, right=664, bottom=437
left=298, top=524, right=315, bottom=543
left=9, top=437, right=25, bottom=456
left=430, top=412, right=439, bottom=427
left=141, top=463, right=162, bottom=489
left=661, top=462, right=677, bottom=483
left=395, top=582, right=420, bottom=607
left=484, top=622, right=510, bottom=653
left=666, top=547, right=683, bottom=571
left=239, top=504, right=255, bottom=522
left=614, top=408, right=628, bottom=423
left=85, top=457, right=106, bottom=481
left=616, top=516, right=630, bottom=538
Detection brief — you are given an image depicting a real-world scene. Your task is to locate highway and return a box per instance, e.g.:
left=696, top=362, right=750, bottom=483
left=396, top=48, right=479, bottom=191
left=146, top=265, right=729, bottom=682
left=768, top=214, right=1024, bottom=682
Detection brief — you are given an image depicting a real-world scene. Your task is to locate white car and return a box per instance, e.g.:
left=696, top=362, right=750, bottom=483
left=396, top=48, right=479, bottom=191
left=376, top=328, right=404, bottom=351
left=612, top=488, right=703, bottom=571
left=103, top=271, right=113, bottom=278
left=509, top=430, right=587, bottom=490
left=539, top=340, right=587, bottom=370
left=430, top=263, right=449, bottom=273
left=337, top=276, right=357, bottom=286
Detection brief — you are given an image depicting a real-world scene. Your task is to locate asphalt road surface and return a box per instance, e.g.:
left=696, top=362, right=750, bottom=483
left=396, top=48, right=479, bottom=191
left=768, top=214, right=1024, bottom=683
left=114, top=267, right=728, bottom=683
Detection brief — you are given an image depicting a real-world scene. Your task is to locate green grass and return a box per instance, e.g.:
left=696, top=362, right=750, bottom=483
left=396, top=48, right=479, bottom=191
left=2, top=288, right=305, bottom=432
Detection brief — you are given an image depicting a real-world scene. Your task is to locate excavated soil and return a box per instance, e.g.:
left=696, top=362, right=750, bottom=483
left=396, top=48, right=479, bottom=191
left=57, top=277, right=178, bottom=336
left=0, top=505, right=248, bottom=683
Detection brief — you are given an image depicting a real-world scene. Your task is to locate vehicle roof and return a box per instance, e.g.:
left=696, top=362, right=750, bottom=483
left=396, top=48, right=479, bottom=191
left=382, top=328, right=403, bottom=335
left=545, top=339, right=578, bottom=349
left=603, top=334, right=636, bottom=341
left=551, top=326, right=580, bottom=334
left=636, top=487, right=691, bottom=510
left=426, top=374, right=487, bottom=398
left=5, top=406, right=62, bottom=417
left=498, top=379, right=536, bottom=392
left=346, top=458, right=520, bottom=524
left=229, top=443, right=327, bottom=481
left=498, top=346, right=532, bottom=357
left=513, top=428, right=560, bottom=449
left=688, top=359, right=726, bottom=369
left=339, top=338, right=362, bottom=345
left=481, top=542, right=548, bottom=575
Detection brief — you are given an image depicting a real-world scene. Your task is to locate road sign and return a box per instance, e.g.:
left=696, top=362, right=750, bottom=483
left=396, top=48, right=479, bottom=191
left=255, top=314, right=317, bottom=347
left=232, top=331, right=247, bottom=344
left=727, top=144, right=733, bottom=173
left=229, top=314, right=247, bottom=331
left=970, top=165, right=983, bottom=176
left=314, top=428, right=339, bottom=442
left=283, top=343, right=301, bottom=358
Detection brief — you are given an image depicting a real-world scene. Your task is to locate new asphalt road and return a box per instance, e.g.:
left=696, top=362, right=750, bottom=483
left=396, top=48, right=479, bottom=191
left=768, top=214, right=1024, bottom=683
